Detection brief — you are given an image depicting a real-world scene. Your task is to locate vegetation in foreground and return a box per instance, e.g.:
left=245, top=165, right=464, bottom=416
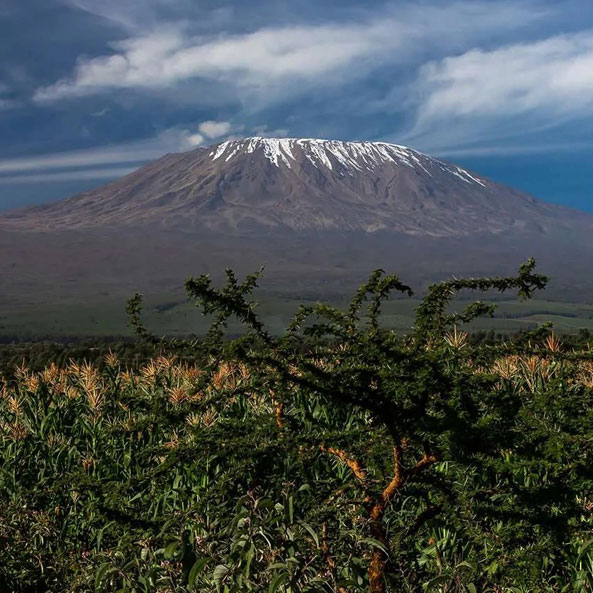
left=2, top=261, right=593, bottom=592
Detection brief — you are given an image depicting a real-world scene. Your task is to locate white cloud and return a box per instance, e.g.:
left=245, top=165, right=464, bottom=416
left=34, top=2, right=544, bottom=104
left=33, top=23, right=393, bottom=102
left=198, top=120, right=232, bottom=139
left=404, top=31, right=593, bottom=149
left=422, top=32, right=593, bottom=119
left=184, top=133, right=205, bottom=147
left=90, top=107, right=110, bottom=117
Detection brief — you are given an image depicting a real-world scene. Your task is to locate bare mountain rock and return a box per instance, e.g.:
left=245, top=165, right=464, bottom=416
left=1, top=137, right=582, bottom=237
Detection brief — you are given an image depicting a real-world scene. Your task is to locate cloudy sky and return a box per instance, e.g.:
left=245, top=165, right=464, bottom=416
left=1, top=0, right=593, bottom=211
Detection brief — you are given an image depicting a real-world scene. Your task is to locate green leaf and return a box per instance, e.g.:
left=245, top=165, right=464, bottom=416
left=359, top=537, right=390, bottom=556
left=299, top=522, right=319, bottom=548
left=164, top=541, right=179, bottom=560
left=187, top=558, right=209, bottom=588
left=94, top=563, right=112, bottom=591
left=213, top=564, right=229, bottom=588
left=268, top=572, right=290, bottom=593
left=424, top=574, right=450, bottom=591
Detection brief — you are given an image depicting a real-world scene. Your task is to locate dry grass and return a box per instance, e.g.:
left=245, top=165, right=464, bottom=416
left=444, top=326, right=469, bottom=350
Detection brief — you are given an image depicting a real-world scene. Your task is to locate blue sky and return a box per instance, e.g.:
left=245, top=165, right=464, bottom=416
left=1, top=0, right=592, bottom=212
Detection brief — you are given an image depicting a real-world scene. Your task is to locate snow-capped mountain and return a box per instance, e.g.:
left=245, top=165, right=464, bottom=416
left=210, top=138, right=484, bottom=184
left=0, top=137, right=576, bottom=237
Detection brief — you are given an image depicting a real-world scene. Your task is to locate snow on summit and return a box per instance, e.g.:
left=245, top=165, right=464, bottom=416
left=209, top=137, right=487, bottom=186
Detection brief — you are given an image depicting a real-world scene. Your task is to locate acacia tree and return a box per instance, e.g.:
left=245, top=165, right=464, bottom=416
left=128, top=260, right=571, bottom=591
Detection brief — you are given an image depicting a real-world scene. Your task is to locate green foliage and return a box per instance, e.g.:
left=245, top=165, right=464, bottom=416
left=2, top=261, right=593, bottom=592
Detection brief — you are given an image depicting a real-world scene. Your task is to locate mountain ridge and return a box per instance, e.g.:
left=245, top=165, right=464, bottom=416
left=2, top=136, right=587, bottom=237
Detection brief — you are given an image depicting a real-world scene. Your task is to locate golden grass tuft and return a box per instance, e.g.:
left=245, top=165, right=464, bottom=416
left=104, top=351, right=119, bottom=368
left=577, top=361, right=593, bottom=388
left=65, top=385, right=79, bottom=400
left=41, top=363, right=59, bottom=385
left=211, top=362, right=238, bottom=391
left=23, top=374, right=40, bottom=393
left=492, top=356, right=520, bottom=380
left=86, top=387, right=104, bottom=414
left=155, top=355, right=176, bottom=371
left=186, top=412, right=201, bottom=427
left=141, top=360, right=161, bottom=380
left=444, top=325, right=469, bottom=350
left=7, top=395, right=23, bottom=416
left=545, top=331, right=563, bottom=354
left=200, top=408, right=218, bottom=427
left=164, top=431, right=180, bottom=449
left=14, top=362, right=29, bottom=382
left=168, top=386, right=188, bottom=405
left=9, top=422, right=28, bottom=441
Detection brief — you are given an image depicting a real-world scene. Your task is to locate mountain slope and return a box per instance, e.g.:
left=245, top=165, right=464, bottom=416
left=1, top=137, right=583, bottom=237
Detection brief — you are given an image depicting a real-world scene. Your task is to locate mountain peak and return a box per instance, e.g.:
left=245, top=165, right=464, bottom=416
left=0, top=136, right=572, bottom=236
left=209, top=137, right=487, bottom=186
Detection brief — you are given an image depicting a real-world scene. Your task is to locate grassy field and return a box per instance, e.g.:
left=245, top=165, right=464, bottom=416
left=3, top=294, right=593, bottom=338
left=4, top=227, right=593, bottom=339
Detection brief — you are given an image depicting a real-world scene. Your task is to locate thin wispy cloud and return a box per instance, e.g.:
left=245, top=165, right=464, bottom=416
left=0, top=166, right=138, bottom=184
left=434, top=139, right=593, bottom=158
left=0, top=127, right=206, bottom=174
left=0, top=142, right=161, bottom=174
left=0, top=122, right=241, bottom=181
left=58, top=0, right=162, bottom=32
left=403, top=30, right=593, bottom=152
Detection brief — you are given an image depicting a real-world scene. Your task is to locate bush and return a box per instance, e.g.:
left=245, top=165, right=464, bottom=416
left=2, top=261, right=593, bottom=592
